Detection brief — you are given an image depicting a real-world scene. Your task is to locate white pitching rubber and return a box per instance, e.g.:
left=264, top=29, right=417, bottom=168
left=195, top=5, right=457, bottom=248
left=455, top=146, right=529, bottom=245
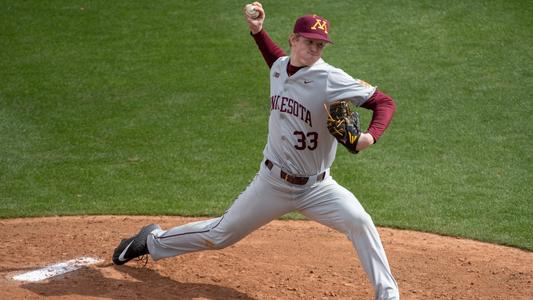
left=11, top=256, right=102, bottom=282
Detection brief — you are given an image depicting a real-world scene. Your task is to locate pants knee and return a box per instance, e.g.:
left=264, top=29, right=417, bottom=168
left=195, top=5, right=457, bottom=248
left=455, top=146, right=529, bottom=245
left=208, top=238, right=234, bottom=250
left=207, top=229, right=241, bottom=250
left=346, top=211, right=374, bottom=234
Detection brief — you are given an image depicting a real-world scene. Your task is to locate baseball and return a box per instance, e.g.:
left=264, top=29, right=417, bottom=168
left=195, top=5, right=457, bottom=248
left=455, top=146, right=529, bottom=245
left=245, top=4, right=260, bottom=19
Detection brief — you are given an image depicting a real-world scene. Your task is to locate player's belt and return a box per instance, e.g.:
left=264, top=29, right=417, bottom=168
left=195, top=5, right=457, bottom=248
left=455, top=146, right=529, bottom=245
left=265, top=159, right=326, bottom=185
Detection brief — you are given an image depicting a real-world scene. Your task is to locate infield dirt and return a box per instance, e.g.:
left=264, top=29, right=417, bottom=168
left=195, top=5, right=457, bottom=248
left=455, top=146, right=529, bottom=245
left=1, top=216, right=531, bottom=299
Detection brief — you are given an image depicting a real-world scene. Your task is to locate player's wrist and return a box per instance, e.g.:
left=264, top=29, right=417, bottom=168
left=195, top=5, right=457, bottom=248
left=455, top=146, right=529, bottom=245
left=355, top=133, right=374, bottom=151
left=250, top=26, right=263, bottom=35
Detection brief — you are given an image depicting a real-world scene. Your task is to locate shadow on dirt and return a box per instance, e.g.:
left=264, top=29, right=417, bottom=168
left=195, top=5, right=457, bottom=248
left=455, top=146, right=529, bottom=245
left=20, top=265, right=256, bottom=300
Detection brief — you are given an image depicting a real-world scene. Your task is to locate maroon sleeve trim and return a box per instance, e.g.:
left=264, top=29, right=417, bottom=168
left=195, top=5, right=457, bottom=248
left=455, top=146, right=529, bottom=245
left=251, top=29, right=287, bottom=68
left=360, top=90, right=397, bottom=142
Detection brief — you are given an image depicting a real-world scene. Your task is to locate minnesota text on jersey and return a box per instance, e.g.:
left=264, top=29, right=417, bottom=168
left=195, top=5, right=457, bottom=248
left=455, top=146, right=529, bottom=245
left=270, top=94, right=313, bottom=127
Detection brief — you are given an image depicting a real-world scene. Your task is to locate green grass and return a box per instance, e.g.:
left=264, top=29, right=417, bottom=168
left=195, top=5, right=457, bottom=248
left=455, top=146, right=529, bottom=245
left=1, top=1, right=531, bottom=250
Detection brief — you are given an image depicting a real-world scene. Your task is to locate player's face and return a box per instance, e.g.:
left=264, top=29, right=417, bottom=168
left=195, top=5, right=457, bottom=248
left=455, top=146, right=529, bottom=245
left=290, top=34, right=326, bottom=67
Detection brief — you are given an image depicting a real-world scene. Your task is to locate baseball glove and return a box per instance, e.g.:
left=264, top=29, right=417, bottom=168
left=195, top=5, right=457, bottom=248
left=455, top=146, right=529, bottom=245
left=325, top=100, right=361, bottom=154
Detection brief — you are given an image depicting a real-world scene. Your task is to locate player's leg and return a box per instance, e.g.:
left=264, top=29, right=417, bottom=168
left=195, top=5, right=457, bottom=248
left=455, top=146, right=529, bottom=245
left=147, top=166, right=294, bottom=260
left=297, top=178, right=399, bottom=300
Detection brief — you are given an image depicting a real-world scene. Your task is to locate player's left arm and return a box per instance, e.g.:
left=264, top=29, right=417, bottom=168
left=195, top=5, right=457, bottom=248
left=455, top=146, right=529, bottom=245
left=357, top=90, right=396, bottom=151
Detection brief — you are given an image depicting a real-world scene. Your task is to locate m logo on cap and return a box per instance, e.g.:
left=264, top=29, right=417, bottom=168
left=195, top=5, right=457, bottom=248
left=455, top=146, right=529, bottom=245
left=310, top=17, right=328, bottom=34
left=293, top=14, right=333, bottom=43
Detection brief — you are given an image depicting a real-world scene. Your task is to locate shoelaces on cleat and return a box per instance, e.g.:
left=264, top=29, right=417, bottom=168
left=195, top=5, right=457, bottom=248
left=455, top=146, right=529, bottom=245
left=136, top=255, right=149, bottom=267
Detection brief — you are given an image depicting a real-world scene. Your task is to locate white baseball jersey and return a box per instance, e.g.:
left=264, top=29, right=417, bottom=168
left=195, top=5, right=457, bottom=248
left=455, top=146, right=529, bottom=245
left=263, top=56, right=376, bottom=176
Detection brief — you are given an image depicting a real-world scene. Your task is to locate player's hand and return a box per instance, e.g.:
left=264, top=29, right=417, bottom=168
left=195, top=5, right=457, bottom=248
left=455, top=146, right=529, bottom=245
left=355, top=133, right=375, bottom=151
left=243, top=2, right=265, bottom=35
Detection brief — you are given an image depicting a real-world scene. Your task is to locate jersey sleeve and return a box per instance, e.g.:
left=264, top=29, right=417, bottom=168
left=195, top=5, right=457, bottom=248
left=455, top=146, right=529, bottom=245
left=326, top=68, right=376, bottom=106
left=360, top=90, right=396, bottom=142
left=251, top=29, right=287, bottom=69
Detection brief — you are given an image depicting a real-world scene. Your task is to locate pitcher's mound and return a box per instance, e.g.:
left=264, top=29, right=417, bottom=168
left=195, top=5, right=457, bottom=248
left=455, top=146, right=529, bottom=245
left=1, top=216, right=531, bottom=299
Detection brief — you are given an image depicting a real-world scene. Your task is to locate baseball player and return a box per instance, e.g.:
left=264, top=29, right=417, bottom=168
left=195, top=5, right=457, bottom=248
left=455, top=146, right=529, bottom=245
left=113, top=2, right=399, bottom=299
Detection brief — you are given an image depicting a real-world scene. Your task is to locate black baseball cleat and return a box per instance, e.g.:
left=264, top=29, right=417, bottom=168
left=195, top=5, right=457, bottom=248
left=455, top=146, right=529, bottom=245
left=112, top=224, right=161, bottom=265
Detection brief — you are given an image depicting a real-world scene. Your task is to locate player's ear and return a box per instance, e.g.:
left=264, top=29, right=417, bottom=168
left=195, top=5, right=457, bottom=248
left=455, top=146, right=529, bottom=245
left=288, top=33, right=298, bottom=48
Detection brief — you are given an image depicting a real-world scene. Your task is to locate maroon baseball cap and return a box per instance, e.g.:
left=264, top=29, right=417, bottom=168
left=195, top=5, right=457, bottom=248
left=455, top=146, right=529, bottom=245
left=293, top=14, right=333, bottom=43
